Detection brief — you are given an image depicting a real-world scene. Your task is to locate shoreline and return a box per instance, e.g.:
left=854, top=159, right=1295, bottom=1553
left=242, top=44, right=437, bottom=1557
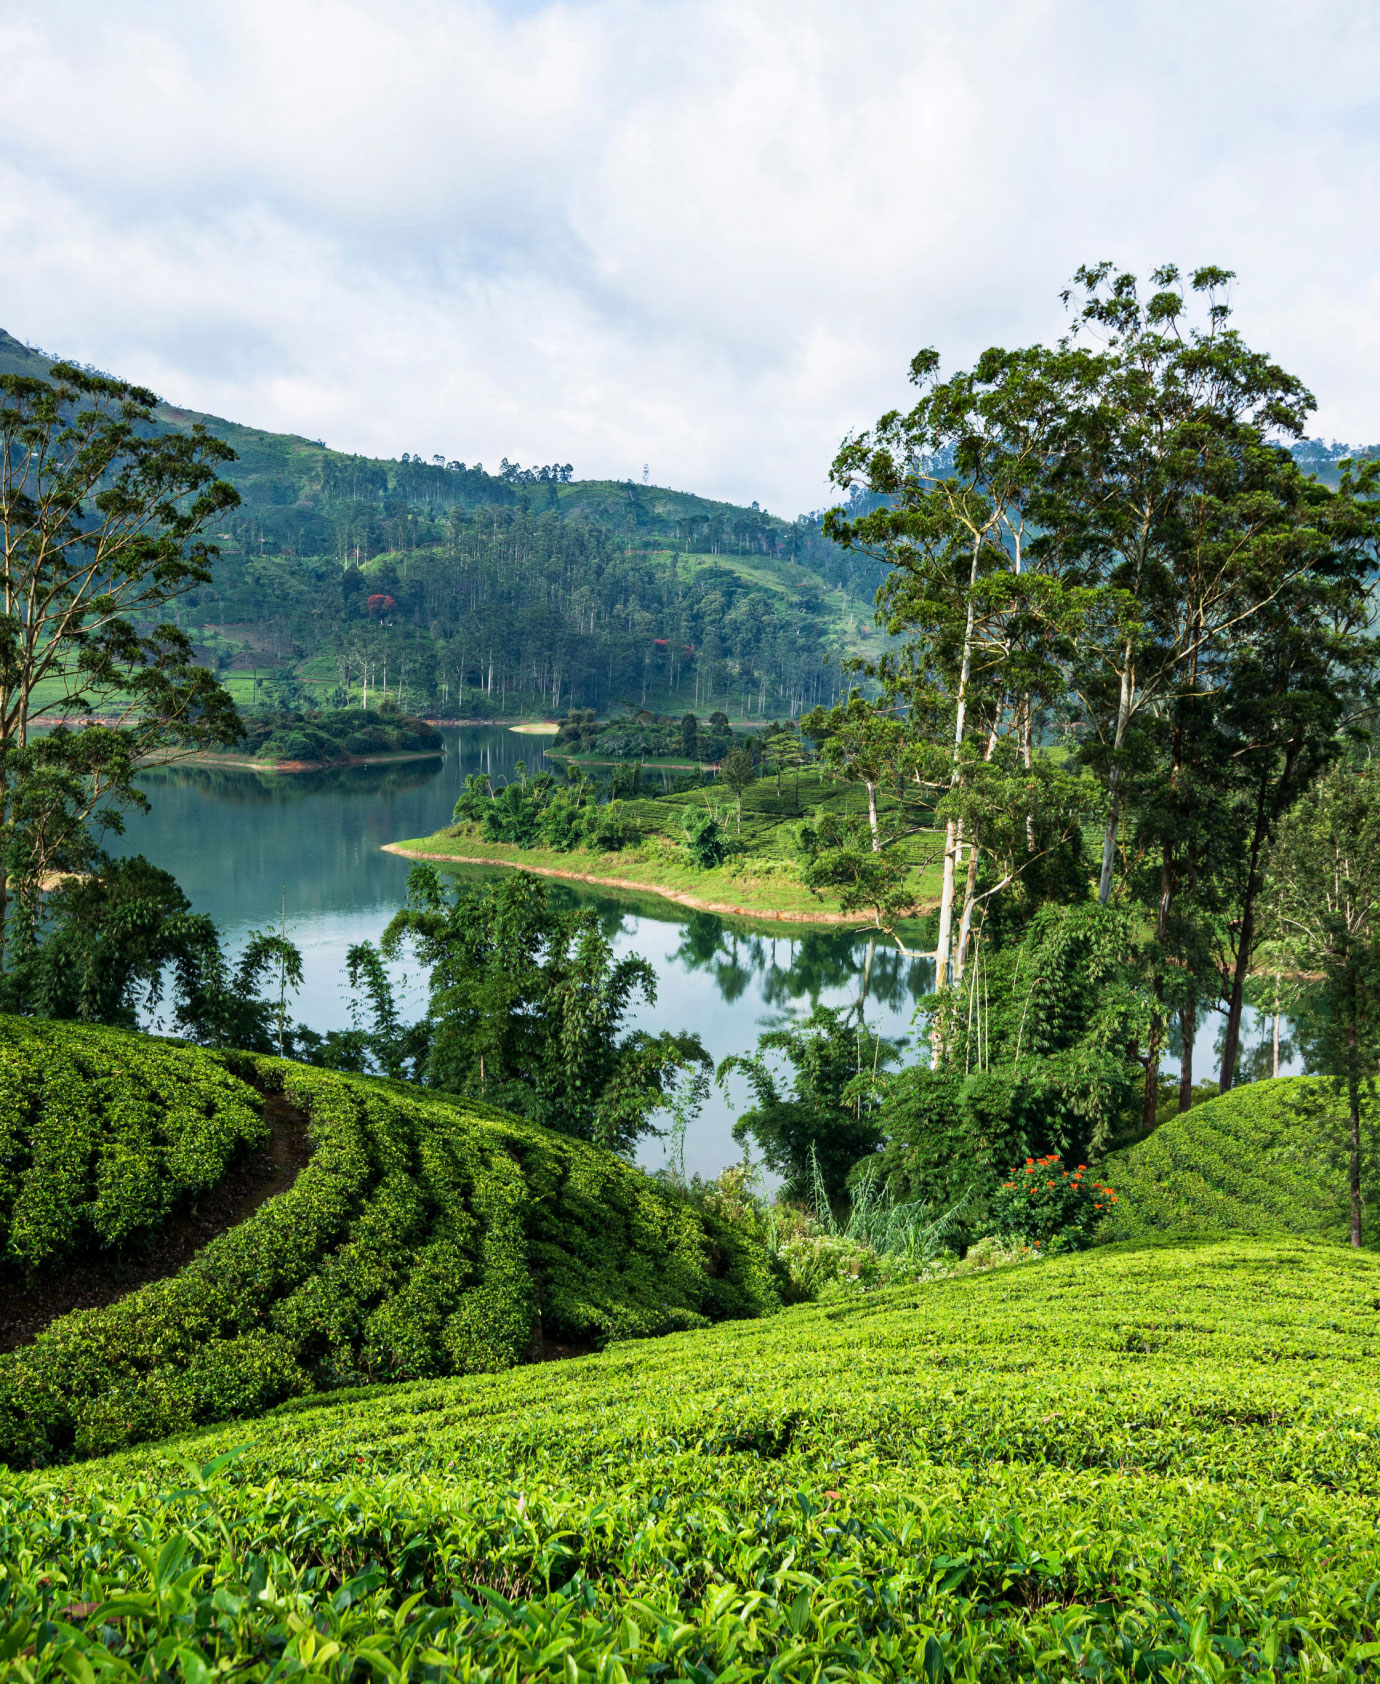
left=179, top=749, right=444, bottom=774
left=381, top=841, right=919, bottom=926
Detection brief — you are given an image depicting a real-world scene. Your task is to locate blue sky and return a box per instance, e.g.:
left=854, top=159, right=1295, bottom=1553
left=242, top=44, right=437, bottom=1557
left=1, top=0, right=1376, bottom=513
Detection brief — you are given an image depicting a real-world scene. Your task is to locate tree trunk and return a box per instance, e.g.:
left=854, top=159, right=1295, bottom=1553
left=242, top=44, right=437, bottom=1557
left=952, top=832, right=982, bottom=984
left=1219, top=769, right=1272, bottom=1092
left=1272, top=973, right=1281, bottom=1078
left=865, top=780, right=880, bottom=851
left=1348, top=1015, right=1363, bottom=1249
left=933, top=816, right=963, bottom=991
left=1178, top=999, right=1195, bottom=1114
left=935, top=535, right=982, bottom=985
left=1097, top=649, right=1136, bottom=905
left=1142, top=981, right=1164, bottom=1136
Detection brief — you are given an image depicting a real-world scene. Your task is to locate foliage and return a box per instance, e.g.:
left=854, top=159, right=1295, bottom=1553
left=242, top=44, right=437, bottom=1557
left=0, top=361, right=243, bottom=963
left=872, top=902, right=1145, bottom=1229
left=0, top=1018, right=779, bottom=1468
left=239, top=707, right=442, bottom=764
left=5, top=1239, right=1380, bottom=1677
left=681, top=800, right=729, bottom=868
left=989, top=1152, right=1117, bottom=1252
left=331, top=868, right=710, bottom=1153
left=451, top=766, right=638, bottom=854
left=1104, top=1075, right=1380, bottom=1249
left=0, top=854, right=305, bottom=1051
left=1266, top=760, right=1380, bottom=1244
left=552, top=708, right=738, bottom=764
left=0, top=1018, right=264, bottom=1272
left=718, top=1005, right=898, bottom=1202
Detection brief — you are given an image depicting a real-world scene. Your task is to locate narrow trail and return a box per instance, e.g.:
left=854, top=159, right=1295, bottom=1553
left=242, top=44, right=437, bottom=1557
left=382, top=843, right=921, bottom=926
left=0, top=1089, right=312, bottom=1353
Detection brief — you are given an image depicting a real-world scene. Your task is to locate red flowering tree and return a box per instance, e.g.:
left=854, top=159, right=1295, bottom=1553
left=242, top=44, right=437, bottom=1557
left=367, top=593, right=396, bottom=618
left=988, top=1153, right=1117, bottom=1252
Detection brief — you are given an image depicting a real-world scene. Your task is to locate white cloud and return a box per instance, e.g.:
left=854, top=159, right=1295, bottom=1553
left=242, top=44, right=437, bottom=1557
left=1, top=0, right=1377, bottom=511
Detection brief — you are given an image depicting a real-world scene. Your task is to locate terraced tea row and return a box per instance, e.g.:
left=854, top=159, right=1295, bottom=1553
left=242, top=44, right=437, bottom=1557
left=6, top=1237, right=1379, bottom=1680
left=0, top=1019, right=778, bottom=1468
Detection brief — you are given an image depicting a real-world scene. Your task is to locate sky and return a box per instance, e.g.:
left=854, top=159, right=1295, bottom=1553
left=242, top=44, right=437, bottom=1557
left=1, top=0, right=1377, bottom=516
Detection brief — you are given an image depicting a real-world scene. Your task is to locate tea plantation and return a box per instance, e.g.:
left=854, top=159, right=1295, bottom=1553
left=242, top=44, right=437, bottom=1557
left=1105, top=1076, right=1377, bottom=1248
left=0, top=1019, right=778, bottom=1470
left=4, top=1236, right=1380, bottom=1679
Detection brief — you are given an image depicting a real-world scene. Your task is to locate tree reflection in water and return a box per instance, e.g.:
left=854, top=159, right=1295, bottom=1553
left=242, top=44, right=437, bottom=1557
left=671, top=914, right=933, bottom=1027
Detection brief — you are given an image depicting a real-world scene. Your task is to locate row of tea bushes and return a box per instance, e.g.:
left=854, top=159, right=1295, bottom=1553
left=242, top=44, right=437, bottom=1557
left=5, top=1237, right=1380, bottom=1679
left=1104, top=1075, right=1378, bottom=1247
left=0, top=1025, right=780, bottom=1467
left=0, top=1019, right=265, bottom=1271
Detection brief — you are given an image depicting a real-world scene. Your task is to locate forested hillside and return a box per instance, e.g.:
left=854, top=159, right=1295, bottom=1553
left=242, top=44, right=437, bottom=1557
left=0, top=329, right=880, bottom=718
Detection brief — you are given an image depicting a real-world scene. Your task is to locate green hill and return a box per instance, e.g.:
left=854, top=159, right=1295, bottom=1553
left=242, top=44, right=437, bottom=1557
left=0, top=328, right=877, bottom=718
left=0, top=1018, right=778, bottom=1470
left=6, top=1236, right=1380, bottom=1677
left=1103, top=1075, right=1378, bottom=1248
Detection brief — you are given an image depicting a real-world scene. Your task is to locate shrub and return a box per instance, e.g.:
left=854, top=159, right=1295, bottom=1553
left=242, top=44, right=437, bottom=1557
left=4, top=1238, right=1380, bottom=1679
left=682, top=803, right=728, bottom=868
left=989, top=1152, right=1116, bottom=1252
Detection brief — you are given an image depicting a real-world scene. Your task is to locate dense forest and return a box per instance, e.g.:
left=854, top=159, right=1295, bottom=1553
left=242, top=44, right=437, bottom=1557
left=0, top=330, right=885, bottom=719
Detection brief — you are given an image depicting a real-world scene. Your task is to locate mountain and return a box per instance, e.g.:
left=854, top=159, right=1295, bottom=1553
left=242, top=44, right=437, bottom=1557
left=0, top=328, right=880, bottom=718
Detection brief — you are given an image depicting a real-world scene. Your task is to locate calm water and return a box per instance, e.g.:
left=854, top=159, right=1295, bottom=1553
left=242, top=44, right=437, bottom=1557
left=116, top=726, right=1291, bottom=1177
left=118, top=728, right=933, bottom=1177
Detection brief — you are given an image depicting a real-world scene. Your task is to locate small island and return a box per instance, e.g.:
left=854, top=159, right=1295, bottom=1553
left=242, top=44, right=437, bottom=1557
left=544, top=706, right=741, bottom=769
left=202, top=706, right=445, bottom=772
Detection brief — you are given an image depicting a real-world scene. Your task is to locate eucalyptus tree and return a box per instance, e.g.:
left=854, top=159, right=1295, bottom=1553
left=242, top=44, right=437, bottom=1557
left=0, top=361, right=241, bottom=958
left=1052, top=264, right=1329, bottom=907
left=1211, top=468, right=1379, bottom=1090
left=824, top=337, right=1093, bottom=989
left=824, top=264, right=1374, bottom=1102
left=1266, top=761, right=1380, bottom=1247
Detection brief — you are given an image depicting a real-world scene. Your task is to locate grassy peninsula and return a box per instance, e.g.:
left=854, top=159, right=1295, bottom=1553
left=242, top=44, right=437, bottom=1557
left=391, top=763, right=945, bottom=923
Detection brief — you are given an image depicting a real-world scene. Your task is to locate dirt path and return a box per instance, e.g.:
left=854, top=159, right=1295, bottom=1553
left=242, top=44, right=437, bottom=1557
left=382, top=842, right=913, bottom=925
left=0, top=1089, right=312, bottom=1353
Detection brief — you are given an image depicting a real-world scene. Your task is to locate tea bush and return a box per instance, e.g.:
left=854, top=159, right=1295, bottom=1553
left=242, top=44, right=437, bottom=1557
left=4, top=1237, right=1380, bottom=1679
left=0, top=1018, right=265, bottom=1271
left=0, top=1021, right=780, bottom=1468
left=1104, top=1074, right=1379, bottom=1247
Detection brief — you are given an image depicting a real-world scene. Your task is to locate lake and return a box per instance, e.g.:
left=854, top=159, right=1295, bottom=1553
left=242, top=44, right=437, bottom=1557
left=117, top=725, right=1292, bottom=1178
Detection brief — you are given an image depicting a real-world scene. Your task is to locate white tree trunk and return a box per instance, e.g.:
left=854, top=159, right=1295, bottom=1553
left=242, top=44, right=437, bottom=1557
left=1097, top=647, right=1136, bottom=905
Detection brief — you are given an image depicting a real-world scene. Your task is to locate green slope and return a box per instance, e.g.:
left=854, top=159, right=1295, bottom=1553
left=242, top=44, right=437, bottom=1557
left=0, top=1018, right=778, bottom=1469
left=6, top=1237, right=1380, bottom=1677
left=0, top=326, right=872, bottom=715
left=1104, top=1075, right=1378, bottom=1247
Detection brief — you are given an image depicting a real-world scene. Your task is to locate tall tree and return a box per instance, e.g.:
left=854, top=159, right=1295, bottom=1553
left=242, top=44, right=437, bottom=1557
left=1266, top=761, right=1380, bottom=1247
left=826, top=342, right=1087, bottom=988
left=0, top=362, right=241, bottom=959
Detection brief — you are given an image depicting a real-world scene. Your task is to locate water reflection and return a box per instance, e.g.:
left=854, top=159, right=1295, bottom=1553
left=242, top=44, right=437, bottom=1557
left=114, top=728, right=930, bottom=1178
left=111, top=727, right=1290, bottom=1179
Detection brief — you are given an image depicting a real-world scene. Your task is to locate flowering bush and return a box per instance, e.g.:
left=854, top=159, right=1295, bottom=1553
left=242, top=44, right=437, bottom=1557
left=989, top=1153, right=1118, bottom=1253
